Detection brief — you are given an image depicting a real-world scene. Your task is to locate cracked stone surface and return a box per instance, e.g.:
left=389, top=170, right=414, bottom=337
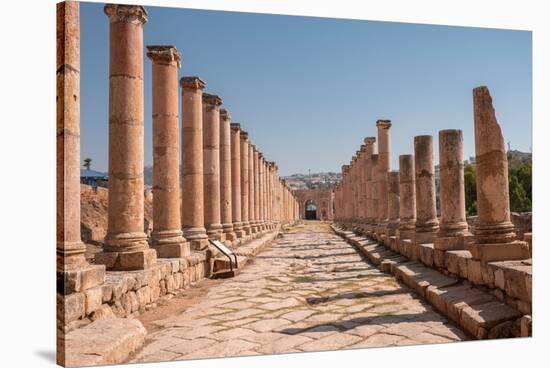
left=130, top=222, right=469, bottom=363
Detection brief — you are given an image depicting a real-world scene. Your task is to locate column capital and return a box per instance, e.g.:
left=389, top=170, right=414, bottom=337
left=146, top=45, right=182, bottom=67
left=364, top=136, right=376, bottom=145
left=376, top=119, right=392, bottom=129
left=360, top=144, right=368, bottom=153
left=180, top=76, right=205, bottom=90
left=230, top=122, right=241, bottom=131
left=202, top=93, right=223, bottom=106
left=342, top=165, right=349, bottom=172
left=220, top=108, right=231, bottom=121
left=104, top=4, right=148, bottom=24
left=240, top=130, right=249, bottom=140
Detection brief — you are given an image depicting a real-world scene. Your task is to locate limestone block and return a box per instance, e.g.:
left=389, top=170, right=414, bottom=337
left=102, top=284, right=113, bottom=303
left=165, top=274, right=175, bottom=293
left=136, top=286, right=151, bottom=307
left=63, top=318, right=146, bottom=367
left=151, top=286, right=161, bottom=302
left=460, top=301, right=522, bottom=338
left=58, top=292, right=85, bottom=324
left=466, top=259, right=483, bottom=285
left=85, top=286, right=103, bottom=315
left=481, top=264, right=495, bottom=287
left=90, top=304, right=115, bottom=322
left=419, top=243, right=434, bottom=267
left=129, top=291, right=139, bottom=313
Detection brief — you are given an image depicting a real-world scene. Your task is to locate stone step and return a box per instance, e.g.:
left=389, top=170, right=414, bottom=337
left=334, top=228, right=524, bottom=340
left=60, top=318, right=146, bottom=367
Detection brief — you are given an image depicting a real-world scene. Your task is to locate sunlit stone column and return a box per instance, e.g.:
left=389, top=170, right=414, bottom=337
left=180, top=77, right=209, bottom=250
left=398, top=154, right=416, bottom=236
left=364, top=137, right=376, bottom=228
left=219, top=109, right=236, bottom=243
left=435, top=129, right=470, bottom=251
left=370, top=154, right=380, bottom=230
left=414, top=135, right=439, bottom=245
left=358, top=146, right=368, bottom=226
left=202, top=93, right=224, bottom=241
left=469, top=86, right=529, bottom=261
left=387, top=171, right=400, bottom=236
left=240, top=130, right=251, bottom=235
left=147, top=45, right=189, bottom=258
left=99, top=4, right=157, bottom=270
left=377, top=120, right=392, bottom=230
left=249, top=144, right=258, bottom=233
left=253, top=148, right=261, bottom=231
left=57, top=1, right=105, bottom=291
left=258, top=153, right=266, bottom=230
left=230, top=123, right=245, bottom=238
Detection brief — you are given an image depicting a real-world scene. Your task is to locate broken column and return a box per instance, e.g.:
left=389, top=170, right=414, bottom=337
left=398, top=154, right=416, bottom=255
left=202, top=93, right=224, bottom=241
left=377, top=120, right=392, bottom=233
left=147, top=45, right=189, bottom=258
left=230, top=123, right=245, bottom=238
left=57, top=0, right=105, bottom=292
left=435, top=129, right=470, bottom=252
left=219, top=109, right=236, bottom=243
left=414, top=135, right=439, bottom=245
left=180, top=76, right=209, bottom=250
left=99, top=4, right=157, bottom=270
left=469, top=86, right=530, bottom=261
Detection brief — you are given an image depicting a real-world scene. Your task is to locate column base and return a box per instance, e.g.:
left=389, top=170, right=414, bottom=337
left=190, top=238, right=210, bottom=251
left=57, top=263, right=106, bottom=294
left=415, top=231, right=437, bottom=245
left=183, top=226, right=209, bottom=250
left=95, top=248, right=157, bottom=271
left=468, top=240, right=530, bottom=262
left=434, top=233, right=473, bottom=251
left=152, top=242, right=190, bottom=258
left=234, top=229, right=246, bottom=238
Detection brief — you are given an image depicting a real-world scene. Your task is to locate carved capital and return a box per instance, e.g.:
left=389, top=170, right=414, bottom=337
left=220, top=108, right=231, bottom=121
left=146, top=45, right=182, bottom=67
left=376, top=119, right=392, bottom=130
left=364, top=136, right=376, bottom=145
left=230, top=122, right=241, bottom=131
left=104, top=4, right=148, bottom=24
left=180, top=76, right=206, bottom=90
left=202, top=93, right=223, bottom=106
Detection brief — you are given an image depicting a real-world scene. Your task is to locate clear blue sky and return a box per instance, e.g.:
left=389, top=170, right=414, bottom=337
left=80, top=3, right=531, bottom=176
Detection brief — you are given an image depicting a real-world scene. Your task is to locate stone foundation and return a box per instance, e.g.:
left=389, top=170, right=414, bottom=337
left=333, top=224, right=532, bottom=339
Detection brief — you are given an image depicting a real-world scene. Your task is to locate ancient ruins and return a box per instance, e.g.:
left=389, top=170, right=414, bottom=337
left=57, top=2, right=532, bottom=367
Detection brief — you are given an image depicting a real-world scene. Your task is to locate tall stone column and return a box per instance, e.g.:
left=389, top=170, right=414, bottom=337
left=435, top=129, right=470, bottom=251
left=253, top=148, right=261, bottom=231
left=414, top=135, right=439, bottom=245
left=180, top=76, right=209, bottom=250
left=57, top=1, right=105, bottom=292
left=377, top=120, right=392, bottom=229
left=398, top=155, right=416, bottom=236
left=99, top=4, right=156, bottom=270
left=249, top=144, right=257, bottom=233
left=240, top=130, right=251, bottom=235
left=147, top=45, right=189, bottom=258
left=230, top=123, right=245, bottom=238
left=469, top=86, right=529, bottom=261
left=258, top=154, right=266, bottom=230
left=370, top=154, right=380, bottom=229
left=364, top=137, right=376, bottom=227
left=202, top=93, right=223, bottom=241
left=387, top=171, right=400, bottom=236
left=358, top=146, right=368, bottom=226
left=219, top=109, right=236, bottom=242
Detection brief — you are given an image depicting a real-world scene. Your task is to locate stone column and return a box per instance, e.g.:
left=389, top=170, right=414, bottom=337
left=435, top=129, right=470, bottom=251
left=377, top=120, right=392, bottom=230
left=253, top=148, right=261, bottom=231
left=414, top=135, right=439, bottom=245
left=219, top=109, right=236, bottom=242
left=240, top=130, right=251, bottom=235
left=202, top=93, right=223, bottom=241
left=364, top=137, right=376, bottom=228
left=56, top=1, right=105, bottom=292
left=180, top=76, right=209, bottom=250
left=469, top=86, right=529, bottom=261
left=249, top=144, right=257, bottom=233
left=98, top=4, right=156, bottom=270
left=387, top=171, right=400, bottom=236
left=230, top=123, right=245, bottom=238
left=258, top=154, right=266, bottom=230
left=399, top=155, right=416, bottom=235
left=370, top=154, right=380, bottom=230
left=147, top=45, right=189, bottom=258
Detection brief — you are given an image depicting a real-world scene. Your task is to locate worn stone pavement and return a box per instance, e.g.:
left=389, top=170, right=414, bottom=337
left=130, top=222, right=469, bottom=363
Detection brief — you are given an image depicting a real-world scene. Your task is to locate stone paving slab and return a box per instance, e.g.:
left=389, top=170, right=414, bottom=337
left=129, top=222, right=469, bottom=364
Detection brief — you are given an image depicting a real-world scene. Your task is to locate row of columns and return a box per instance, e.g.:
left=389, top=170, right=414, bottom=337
left=335, top=87, right=529, bottom=263
left=57, top=2, right=299, bottom=282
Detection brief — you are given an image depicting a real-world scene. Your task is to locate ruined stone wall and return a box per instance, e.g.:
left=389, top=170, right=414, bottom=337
left=295, top=188, right=334, bottom=220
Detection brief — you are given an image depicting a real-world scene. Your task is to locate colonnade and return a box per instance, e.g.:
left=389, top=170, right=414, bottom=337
left=334, top=89, right=530, bottom=263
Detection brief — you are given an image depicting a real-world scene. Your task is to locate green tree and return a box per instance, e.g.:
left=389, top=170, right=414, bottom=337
left=83, top=158, right=92, bottom=170
left=516, top=161, right=532, bottom=202
left=509, top=174, right=531, bottom=212
left=464, top=164, right=477, bottom=216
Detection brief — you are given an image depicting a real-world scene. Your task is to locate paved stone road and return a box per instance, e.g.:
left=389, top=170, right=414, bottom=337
left=131, top=222, right=468, bottom=363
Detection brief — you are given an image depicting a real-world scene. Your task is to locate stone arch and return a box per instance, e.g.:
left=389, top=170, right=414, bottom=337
left=304, top=199, right=318, bottom=220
